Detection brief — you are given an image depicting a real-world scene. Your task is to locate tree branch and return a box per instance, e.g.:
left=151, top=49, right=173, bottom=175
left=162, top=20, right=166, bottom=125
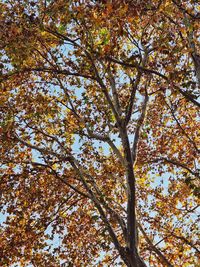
left=68, top=157, right=129, bottom=266
left=132, top=90, right=149, bottom=163
left=151, top=157, right=200, bottom=178
left=138, top=223, right=174, bottom=267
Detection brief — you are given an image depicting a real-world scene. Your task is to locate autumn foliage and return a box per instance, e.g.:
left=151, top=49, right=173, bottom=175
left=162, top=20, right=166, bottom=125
left=0, top=0, right=199, bottom=266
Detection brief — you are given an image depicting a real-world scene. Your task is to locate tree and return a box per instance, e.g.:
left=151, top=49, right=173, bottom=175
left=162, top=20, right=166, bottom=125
left=0, top=0, right=199, bottom=266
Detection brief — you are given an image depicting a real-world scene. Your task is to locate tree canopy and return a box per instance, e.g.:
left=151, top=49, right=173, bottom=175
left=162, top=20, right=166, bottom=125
left=0, top=1, right=199, bottom=266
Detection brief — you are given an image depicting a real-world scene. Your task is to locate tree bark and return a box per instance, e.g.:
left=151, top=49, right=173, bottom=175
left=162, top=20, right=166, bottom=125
left=124, top=249, right=147, bottom=267
left=118, top=124, right=147, bottom=267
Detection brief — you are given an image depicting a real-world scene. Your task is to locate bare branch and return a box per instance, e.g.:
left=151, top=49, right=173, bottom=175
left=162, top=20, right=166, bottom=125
left=125, top=51, right=149, bottom=125
left=106, top=65, right=122, bottom=115
left=132, top=90, right=149, bottom=163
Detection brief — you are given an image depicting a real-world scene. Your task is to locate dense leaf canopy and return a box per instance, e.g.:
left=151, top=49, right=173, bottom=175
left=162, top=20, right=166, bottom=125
left=0, top=0, right=199, bottom=266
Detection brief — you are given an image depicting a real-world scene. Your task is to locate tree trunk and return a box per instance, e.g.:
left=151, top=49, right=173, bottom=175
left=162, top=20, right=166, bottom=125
left=126, top=249, right=147, bottom=267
